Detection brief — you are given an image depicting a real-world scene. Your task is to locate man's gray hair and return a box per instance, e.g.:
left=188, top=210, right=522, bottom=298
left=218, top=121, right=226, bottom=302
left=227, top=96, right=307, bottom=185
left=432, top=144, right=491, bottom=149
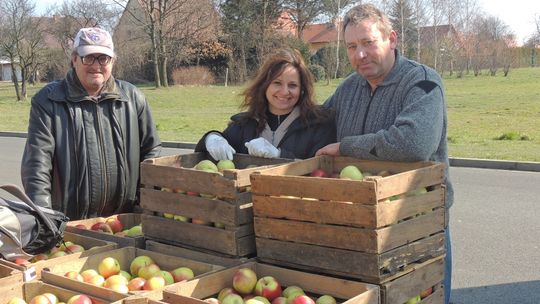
left=343, top=3, right=393, bottom=38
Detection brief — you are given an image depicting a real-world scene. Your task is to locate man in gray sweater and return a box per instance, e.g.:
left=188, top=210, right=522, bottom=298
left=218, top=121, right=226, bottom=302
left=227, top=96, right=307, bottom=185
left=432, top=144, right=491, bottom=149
left=316, top=4, right=453, bottom=304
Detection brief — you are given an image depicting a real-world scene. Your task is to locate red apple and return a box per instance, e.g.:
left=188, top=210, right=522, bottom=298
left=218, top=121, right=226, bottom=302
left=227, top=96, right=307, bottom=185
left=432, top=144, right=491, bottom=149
left=272, top=297, right=288, bottom=304
left=67, top=294, right=93, bottom=304
left=98, top=257, right=121, bottom=278
left=127, top=277, right=147, bottom=291
left=420, top=286, right=433, bottom=299
left=232, top=267, right=257, bottom=294
left=138, top=263, right=161, bottom=280
left=105, top=218, right=124, bottom=233
left=254, top=276, right=282, bottom=301
left=74, top=224, right=87, bottom=229
left=310, top=168, right=329, bottom=178
left=246, top=297, right=271, bottom=304
left=14, top=258, right=30, bottom=266
left=91, top=222, right=113, bottom=234
left=29, top=295, right=51, bottom=304
left=143, top=276, right=166, bottom=290
left=65, top=271, right=84, bottom=282
left=65, top=244, right=85, bottom=254
left=171, top=266, right=194, bottom=283
left=292, top=295, right=315, bottom=304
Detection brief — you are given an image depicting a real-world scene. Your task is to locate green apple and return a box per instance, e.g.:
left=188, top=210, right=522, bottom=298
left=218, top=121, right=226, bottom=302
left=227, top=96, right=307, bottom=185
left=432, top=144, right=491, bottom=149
left=126, top=225, right=143, bottom=237
left=405, top=295, right=421, bottom=304
left=217, top=159, right=236, bottom=171
left=195, top=160, right=218, bottom=172
left=339, top=165, right=363, bottom=180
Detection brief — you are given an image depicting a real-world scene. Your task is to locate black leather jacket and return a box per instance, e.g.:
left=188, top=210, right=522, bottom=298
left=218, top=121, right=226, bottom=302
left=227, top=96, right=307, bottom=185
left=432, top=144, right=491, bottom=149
left=21, top=70, right=161, bottom=220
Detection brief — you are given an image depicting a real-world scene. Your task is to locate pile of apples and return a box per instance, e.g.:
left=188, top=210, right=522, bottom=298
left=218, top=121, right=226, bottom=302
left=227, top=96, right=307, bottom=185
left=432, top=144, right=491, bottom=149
left=62, top=255, right=194, bottom=293
left=309, top=165, right=394, bottom=181
left=73, top=216, right=143, bottom=238
left=158, top=159, right=238, bottom=229
left=13, top=241, right=87, bottom=266
left=403, top=286, right=434, bottom=303
left=6, top=292, right=93, bottom=304
left=205, top=267, right=339, bottom=304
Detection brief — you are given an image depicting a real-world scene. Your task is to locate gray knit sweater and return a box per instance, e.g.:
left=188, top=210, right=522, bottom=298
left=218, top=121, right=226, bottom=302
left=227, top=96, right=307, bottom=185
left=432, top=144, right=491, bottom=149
left=325, top=51, right=453, bottom=207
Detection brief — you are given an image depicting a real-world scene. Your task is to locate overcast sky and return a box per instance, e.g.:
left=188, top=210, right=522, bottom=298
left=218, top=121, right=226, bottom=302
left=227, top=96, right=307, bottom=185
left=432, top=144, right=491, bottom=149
left=36, top=0, right=539, bottom=45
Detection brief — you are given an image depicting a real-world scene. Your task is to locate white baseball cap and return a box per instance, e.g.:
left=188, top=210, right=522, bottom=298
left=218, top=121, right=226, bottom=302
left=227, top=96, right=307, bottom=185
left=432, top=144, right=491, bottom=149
left=73, top=27, right=115, bottom=57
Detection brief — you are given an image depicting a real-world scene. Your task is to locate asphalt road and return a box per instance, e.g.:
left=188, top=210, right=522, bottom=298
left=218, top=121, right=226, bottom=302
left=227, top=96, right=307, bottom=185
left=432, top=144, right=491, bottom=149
left=1, top=136, right=539, bottom=303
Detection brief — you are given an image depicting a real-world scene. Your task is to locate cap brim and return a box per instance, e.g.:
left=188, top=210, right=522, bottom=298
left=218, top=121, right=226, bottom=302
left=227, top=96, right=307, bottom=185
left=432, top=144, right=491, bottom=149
left=77, top=46, right=115, bottom=57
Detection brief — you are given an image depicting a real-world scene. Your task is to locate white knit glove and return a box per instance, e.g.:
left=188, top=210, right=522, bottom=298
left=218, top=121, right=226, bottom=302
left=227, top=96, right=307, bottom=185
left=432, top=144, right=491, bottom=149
left=245, top=137, right=280, bottom=158
left=205, top=133, right=236, bottom=160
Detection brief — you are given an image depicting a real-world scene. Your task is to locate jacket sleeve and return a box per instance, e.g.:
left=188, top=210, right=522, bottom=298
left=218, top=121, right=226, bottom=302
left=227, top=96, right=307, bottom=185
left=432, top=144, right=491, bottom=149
left=340, top=79, right=445, bottom=162
left=21, top=96, right=55, bottom=208
left=138, top=96, right=161, bottom=160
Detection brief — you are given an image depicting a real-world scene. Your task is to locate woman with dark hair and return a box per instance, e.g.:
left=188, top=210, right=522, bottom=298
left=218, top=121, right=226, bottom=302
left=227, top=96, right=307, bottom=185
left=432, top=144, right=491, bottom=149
left=195, top=48, right=335, bottom=160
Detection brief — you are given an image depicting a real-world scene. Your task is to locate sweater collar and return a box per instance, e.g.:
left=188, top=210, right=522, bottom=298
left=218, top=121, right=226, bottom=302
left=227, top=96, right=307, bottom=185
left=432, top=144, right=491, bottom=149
left=49, top=69, right=124, bottom=103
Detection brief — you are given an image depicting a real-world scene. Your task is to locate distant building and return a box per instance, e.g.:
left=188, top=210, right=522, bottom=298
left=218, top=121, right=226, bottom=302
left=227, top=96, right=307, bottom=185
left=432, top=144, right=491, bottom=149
left=0, top=58, right=22, bottom=81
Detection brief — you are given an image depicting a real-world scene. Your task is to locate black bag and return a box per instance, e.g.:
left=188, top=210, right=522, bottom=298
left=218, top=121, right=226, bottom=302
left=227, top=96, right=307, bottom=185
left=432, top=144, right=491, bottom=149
left=0, top=184, right=69, bottom=261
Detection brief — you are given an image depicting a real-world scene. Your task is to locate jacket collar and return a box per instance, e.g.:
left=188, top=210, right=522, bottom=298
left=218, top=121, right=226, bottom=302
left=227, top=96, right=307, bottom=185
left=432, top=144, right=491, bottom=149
left=49, top=69, right=126, bottom=103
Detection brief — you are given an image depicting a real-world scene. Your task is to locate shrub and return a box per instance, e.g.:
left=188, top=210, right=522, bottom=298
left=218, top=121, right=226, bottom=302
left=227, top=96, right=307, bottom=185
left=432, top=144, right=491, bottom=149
left=309, top=64, right=326, bottom=82
left=172, top=66, right=216, bottom=85
left=494, top=132, right=531, bottom=141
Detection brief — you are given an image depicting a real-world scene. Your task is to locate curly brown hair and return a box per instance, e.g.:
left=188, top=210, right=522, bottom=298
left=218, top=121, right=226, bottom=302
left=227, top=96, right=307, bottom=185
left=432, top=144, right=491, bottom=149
left=240, top=48, right=323, bottom=133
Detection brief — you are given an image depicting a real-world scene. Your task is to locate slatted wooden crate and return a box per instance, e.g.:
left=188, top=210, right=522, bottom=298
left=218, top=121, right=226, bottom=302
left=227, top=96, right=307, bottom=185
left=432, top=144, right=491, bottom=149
left=0, top=231, right=116, bottom=281
left=250, top=155, right=447, bottom=283
left=379, top=256, right=444, bottom=304
left=0, top=281, right=127, bottom=304
left=41, top=246, right=223, bottom=300
left=67, top=213, right=145, bottom=248
left=139, top=153, right=291, bottom=257
left=0, top=263, right=23, bottom=296
left=162, top=261, right=379, bottom=304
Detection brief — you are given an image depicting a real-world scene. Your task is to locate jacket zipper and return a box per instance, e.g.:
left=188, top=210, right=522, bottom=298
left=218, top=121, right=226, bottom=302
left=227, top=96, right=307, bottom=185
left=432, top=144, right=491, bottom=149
left=94, top=103, right=108, bottom=215
left=361, top=87, right=377, bottom=134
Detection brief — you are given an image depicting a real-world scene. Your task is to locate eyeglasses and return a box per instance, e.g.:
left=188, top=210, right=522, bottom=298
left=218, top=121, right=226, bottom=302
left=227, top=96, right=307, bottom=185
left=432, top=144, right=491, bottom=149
left=79, top=55, right=112, bottom=66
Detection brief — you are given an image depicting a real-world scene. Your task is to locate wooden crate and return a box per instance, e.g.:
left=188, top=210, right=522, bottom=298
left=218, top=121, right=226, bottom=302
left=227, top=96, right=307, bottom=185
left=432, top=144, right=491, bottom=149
left=41, top=246, right=223, bottom=300
left=0, top=263, right=23, bottom=295
left=0, top=281, right=127, bottom=304
left=379, top=256, right=444, bottom=304
left=250, top=155, right=447, bottom=283
left=0, top=231, right=117, bottom=281
left=146, top=240, right=248, bottom=267
left=67, top=213, right=145, bottom=248
left=162, top=261, right=379, bottom=304
left=140, top=153, right=291, bottom=257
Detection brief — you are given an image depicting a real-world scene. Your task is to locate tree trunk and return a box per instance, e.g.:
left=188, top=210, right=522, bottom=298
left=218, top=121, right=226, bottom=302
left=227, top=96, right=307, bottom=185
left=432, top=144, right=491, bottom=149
left=151, top=29, right=161, bottom=88
left=10, top=63, right=21, bottom=101
left=21, top=69, right=27, bottom=100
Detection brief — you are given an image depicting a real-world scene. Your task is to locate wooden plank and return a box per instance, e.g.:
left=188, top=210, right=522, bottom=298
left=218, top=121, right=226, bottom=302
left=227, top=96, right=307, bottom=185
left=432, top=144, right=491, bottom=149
left=382, top=257, right=444, bottom=304
left=251, top=174, right=378, bottom=204
left=141, top=188, right=252, bottom=226
left=375, top=208, right=445, bottom=252
left=253, top=195, right=377, bottom=228
left=420, top=284, right=444, bottom=304
left=375, top=188, right=445, bottom=227
left=375, top=164, right=444, bottom=200
left=254, top=217, right=379, bottom=252
left=163, top=261, right=379, bottom=304
left=142, top=215, right=255, bottom=256
left=0, top=264, right=23, bottom=297
left=255, top=238, right=381, bottom=278
left=145, top=240, right=248, bottom=267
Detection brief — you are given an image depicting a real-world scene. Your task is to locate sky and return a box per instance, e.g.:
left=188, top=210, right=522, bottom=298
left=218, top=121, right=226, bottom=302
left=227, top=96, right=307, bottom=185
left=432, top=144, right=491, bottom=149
left=35, top=0, right=540, bottom=45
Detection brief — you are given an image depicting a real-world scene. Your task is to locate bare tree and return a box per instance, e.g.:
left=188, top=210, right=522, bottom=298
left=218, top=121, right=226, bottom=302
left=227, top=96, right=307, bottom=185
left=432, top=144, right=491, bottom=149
left=283, top=0, right=325, bottom=40
left=114, top=0, right=219, bottom=88
left=322, top=0, right=356, bottom=79
left=0, top=0, right=45, bottom=100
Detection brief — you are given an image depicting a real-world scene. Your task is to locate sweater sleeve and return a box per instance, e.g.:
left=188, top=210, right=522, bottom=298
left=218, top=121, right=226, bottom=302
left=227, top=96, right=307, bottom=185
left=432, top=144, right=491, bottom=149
left=340, top=78, right=445, bottom=162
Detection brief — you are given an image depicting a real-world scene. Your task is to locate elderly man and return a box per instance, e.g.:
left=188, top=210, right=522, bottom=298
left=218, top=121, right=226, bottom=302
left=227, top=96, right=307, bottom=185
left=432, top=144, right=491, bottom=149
left=316, top=4, right=454, bottom=304
left=21, top=27, right=161, bottom=220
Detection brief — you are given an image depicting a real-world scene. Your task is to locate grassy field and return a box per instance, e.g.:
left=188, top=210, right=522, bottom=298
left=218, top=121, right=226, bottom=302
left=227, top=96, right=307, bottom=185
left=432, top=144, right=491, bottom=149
left=1, top=67, right=539, bottom=162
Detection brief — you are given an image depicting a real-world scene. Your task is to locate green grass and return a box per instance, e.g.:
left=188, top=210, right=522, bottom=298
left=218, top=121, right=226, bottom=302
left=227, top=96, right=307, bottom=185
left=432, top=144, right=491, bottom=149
left=1, top=67, right=539, bottom=161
